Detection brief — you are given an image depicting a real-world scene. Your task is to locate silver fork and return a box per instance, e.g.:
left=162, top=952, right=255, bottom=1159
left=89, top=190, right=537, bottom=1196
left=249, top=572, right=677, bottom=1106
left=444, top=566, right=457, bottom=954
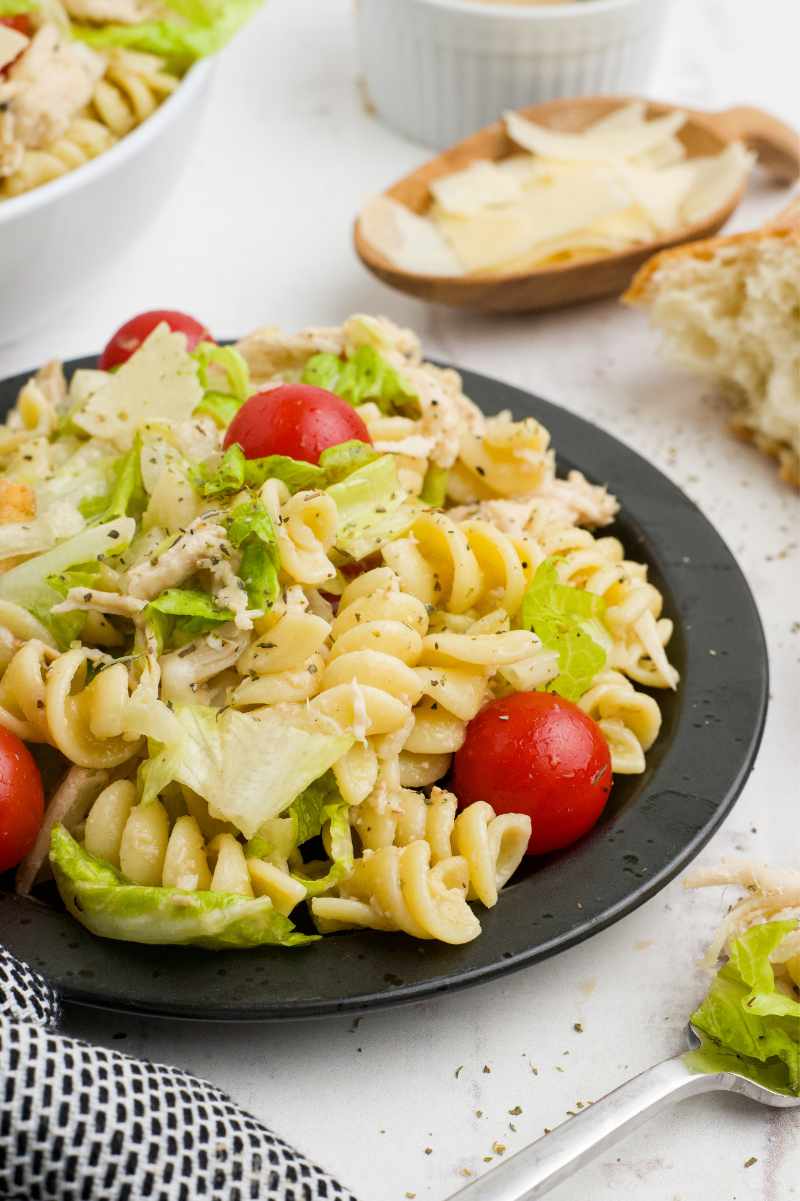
left=450, top=1026, right=799, bottom=1201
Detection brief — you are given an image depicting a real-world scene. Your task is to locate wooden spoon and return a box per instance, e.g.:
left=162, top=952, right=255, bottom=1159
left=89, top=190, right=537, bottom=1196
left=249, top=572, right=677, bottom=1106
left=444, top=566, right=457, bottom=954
left=354, top=96, right=800, bottom=314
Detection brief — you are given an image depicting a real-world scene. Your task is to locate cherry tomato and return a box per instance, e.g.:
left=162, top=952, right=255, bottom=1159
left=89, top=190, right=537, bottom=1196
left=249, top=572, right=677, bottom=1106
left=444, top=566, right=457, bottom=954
left=0, top=15, right=31, bottom=74
left=452, top=692, right=612, bottom=856
left=223, top=384, right=372, bottom=465
left=0, top=726, right=44, bottom=873
left=0, top=15, right=32, bottom=34
left=99, top=310, right=212, bottom=371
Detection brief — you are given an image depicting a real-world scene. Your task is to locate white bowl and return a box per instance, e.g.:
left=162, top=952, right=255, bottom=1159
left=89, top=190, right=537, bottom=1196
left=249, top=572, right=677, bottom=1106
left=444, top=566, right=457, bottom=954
left=0, top=60, right=215, bottom=346
left=356, top=0, right=673, bottom=149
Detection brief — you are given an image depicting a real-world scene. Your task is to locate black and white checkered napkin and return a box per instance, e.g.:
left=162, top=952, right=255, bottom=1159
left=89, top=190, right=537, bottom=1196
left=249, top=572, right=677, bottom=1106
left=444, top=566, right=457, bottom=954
left=0, top=945, right=358, bottom=1201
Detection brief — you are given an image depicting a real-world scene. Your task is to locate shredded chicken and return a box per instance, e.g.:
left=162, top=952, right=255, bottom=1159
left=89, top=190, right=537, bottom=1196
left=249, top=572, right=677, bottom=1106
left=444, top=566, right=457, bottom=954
left=16, top=765, right=112, bottom=895
left=235, top=326, right=348, bottom=386
left=160, top=628, right=250, bottom=704
left=63, top=0, right=155, bottom=23
left=2, top=25, right=105, bottom=151
left=51, top=588, right=147, bottom=619
left=535, top=471, right=619, bottom=529
left=686, top=859, right=800, bottom=970
left=126, top=516, right=230, bottom=600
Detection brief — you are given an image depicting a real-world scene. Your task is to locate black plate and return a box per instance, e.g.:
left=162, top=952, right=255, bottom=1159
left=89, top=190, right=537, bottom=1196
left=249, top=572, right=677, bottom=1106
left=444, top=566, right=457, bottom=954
left=0, top=359, right=768, bottom=1020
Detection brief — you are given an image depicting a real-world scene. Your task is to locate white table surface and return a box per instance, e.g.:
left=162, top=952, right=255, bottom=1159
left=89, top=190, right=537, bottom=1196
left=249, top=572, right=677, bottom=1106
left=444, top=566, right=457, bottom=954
left=4, top=2, right=800, bottom=1198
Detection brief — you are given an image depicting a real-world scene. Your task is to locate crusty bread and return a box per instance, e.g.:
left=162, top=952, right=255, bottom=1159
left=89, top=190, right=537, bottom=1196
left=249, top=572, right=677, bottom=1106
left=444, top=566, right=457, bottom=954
left=624, top=199, right=800, bottom=487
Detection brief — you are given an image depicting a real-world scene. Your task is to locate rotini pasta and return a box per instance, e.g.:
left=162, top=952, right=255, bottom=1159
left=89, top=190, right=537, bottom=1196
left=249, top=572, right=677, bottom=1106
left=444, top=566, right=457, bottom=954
left=2, top=313, right=678, bottom=952
left=0, top=13, right=182, bottom=202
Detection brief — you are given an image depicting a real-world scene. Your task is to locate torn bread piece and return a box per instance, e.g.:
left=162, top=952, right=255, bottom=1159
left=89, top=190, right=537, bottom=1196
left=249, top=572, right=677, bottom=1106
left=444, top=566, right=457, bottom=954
left=624, top=199, right=800, bottom=487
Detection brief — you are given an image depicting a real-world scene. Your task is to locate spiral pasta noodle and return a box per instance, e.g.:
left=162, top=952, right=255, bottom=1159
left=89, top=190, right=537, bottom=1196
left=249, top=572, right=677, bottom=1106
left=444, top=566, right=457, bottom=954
left=577, top=670, right=662, bottom=774
left=260, top=480, right=338, bottom=587
left=90, top=50, right=179, bottom=138
left=83, top=782, right=307, bottom=916
left=1, top=117, right=116, bottom=198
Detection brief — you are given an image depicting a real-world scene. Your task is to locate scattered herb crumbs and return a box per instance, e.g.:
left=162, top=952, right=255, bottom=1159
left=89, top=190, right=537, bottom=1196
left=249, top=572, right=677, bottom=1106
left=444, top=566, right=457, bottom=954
left=459, top=1169, right=474, bottom=1179
left=508, top=1106, right=522, bottom=1116
left=475, top=1110, right=483, bottom=1119
left=483, top=1156, right=493, bottom=1164
left=482, top=1064, right=491, bottom=1074
left=544, top=1128, right=552, bottom=1135
left=454, top=1065, right=463, bottom=1079
left=574, top=1023, right=584, bottom=1033
left=492, top=1143, right=506, bottom=1156
left=405, top=1193, right=416, bottom=1199
left=555, top=1066, right=564, bottom=1073
left=744, top=1158, right=758, bottom=1169
left=424, top=1148, right=432, bottom=1156
left=509, top=1123, right=517, bottom=1133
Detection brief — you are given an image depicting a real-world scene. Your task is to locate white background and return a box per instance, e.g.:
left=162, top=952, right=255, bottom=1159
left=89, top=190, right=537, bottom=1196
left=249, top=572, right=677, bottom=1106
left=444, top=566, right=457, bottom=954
left=5, top=1, right=800, bottom=1198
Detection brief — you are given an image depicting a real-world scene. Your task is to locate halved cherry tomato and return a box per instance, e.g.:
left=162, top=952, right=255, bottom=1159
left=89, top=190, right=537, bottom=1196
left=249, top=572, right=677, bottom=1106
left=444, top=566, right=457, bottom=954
left=0, top=15, right=31, bottom=74
left=452, top=691, right=612, bottom=856
left=223, top=384, right=372, bottom=465
left=99, top=310, right=212, bottom=371
left=0, top=726, right=44, bottom=873
left=0, top=15, right=32, bottom=34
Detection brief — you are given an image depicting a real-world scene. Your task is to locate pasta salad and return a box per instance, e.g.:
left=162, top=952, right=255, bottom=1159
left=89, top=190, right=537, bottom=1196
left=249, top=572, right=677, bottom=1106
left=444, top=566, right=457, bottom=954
left=0, top=312, right=679, bottom=949
left=0, top=0, right=260, bottom=200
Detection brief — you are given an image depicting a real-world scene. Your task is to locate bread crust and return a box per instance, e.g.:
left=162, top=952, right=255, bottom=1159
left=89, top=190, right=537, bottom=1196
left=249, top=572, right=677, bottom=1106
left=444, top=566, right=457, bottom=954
left=622, top=197, right=800, bottom=306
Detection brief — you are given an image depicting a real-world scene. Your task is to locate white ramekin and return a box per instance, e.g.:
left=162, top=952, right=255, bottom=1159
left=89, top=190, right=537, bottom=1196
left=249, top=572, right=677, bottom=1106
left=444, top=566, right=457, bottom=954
left=0, top=60, right=215, bottom=346
left=356, top=0, right=673, bottom=149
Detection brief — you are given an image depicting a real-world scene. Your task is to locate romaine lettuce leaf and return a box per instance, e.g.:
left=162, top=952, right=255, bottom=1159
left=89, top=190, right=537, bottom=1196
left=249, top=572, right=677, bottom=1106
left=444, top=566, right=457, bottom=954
left=689, top=920, right=800, bottom=1094
left=79, top=434, right=146, bottom=523
left=0, top=1, right=36, bottom=13
left=519, top=558, right=607, bottom=702
left=191, top=342, right=250, bottom=427
left=317, top=439, right=380, bottom=484
left=192, top=444, right=326, bottom=498
left=0, top=517, right=135, bottom=634
left=193, top=391, right=242, bottom=429
left=301, top=346, right=418, bottom=416
left=326, top=454, right=421, bottom=560
left=72, top=0, right=264, bottom=68
left=248, top=771, right=354, bottom=897
left=145, top=588, right=234, bottom=645
left=50, top=825, right=315, bottom=949
left=140, top=704, right=354, bottom=839
left=420, top=463, right=449, bottom=507
left=227, top=499, right=280, bottom=611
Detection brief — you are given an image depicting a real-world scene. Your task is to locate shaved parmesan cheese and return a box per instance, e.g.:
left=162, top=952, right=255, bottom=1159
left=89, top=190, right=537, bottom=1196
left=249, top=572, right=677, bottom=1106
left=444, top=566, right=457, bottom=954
left=429, top=160, right=522, bottom=215
left=73, top=324, right=203, bottom=449
left=359, top=195, right=464, bottom=276
left=616, top=161, right=699, bottom=235
left=0, top=25, right=28, bottom=71
left=682, top=142, right=754, bottom=226
left=505, top=108, right=688, bottom=163
left=435, top=171, right=626, bottom=272
left=359, top=104, right=751, bottom=280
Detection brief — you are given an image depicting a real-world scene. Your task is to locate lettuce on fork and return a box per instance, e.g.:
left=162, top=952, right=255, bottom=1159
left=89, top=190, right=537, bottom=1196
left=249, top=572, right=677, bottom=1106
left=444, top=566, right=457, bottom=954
left=50, top=825, right=315, bottom=949
left=688, top=920, right=800, bottom=1095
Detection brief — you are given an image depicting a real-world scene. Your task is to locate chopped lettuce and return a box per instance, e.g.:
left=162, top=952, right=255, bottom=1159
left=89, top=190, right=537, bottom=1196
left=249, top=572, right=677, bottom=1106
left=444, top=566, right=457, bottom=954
left=193, top=440, right=382, bottom=500
left=192, top=342, right=250, bottom=427
left=326, top=454, right=421, bottom=560
left=519, top=558, right=607, bottom=702
left=145, top=588, right=234, bottom=645
left=688, top=921, right=800, bottom=1095
left=140, top=704, right=353, bottom=840
left=420, top=463, right=449, bottom=507
left=0, top=2, right=36, bottom=13
left=79, top=434, right=146, bottom=523
left=227, top=499, right=280, bottom=611
left=0, top=518, right=135, bottom=643
left=192, top=444, right=325, bottom=498
left=72, top=0, right=264, bottom=68
left=72, top=326, right=203, bottom=449
left=50, top=825, right=315, bottom=950
left=317, top=439, right=380, bottom=484
left=248, top=771, right=354, bottom=897
left=301, top=346, right=418, bottom=416
left=194, top=391, right=242, bottom=429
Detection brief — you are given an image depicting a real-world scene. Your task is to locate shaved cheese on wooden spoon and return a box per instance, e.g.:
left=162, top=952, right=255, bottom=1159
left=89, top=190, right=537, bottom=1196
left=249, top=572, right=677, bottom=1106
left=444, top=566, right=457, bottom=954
left=505, top=108, right=688, bottom=163
left=360, top=195, right=464, bottom=276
